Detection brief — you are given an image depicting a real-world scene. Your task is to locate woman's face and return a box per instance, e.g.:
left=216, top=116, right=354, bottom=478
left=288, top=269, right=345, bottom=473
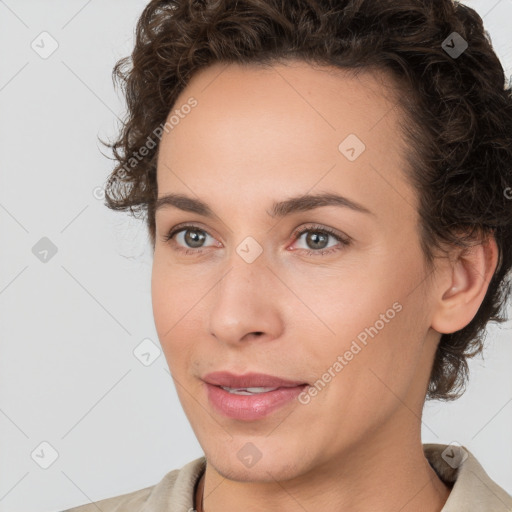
left=151, top=61, right=442, bottom=481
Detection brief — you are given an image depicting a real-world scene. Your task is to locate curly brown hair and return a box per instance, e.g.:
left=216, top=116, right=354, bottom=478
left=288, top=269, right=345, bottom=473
left=101, top=0, right=512, bottom=401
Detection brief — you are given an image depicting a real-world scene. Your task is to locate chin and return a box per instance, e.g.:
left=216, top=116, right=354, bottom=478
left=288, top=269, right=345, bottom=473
left=203, top=438, right=308, bottom=483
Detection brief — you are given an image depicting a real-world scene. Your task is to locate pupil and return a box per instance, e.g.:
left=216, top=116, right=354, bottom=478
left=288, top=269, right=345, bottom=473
left=308, top=232, right=327, bottom=249
left=185, top=229, right=205, bottom=248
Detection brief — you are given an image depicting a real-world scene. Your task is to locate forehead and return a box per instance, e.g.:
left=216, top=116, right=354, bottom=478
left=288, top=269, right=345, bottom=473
left=174, top=61, right=399, bottom=132
left=156, top=60, right=417, bottom=223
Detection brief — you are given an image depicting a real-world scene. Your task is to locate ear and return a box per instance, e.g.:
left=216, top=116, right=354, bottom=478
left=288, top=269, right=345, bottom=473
left=430, top=233, right=499, bottom=335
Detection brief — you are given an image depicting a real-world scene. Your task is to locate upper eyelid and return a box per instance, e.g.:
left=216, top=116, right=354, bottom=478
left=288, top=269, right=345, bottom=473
left=166, top=222, right=218, bottom=240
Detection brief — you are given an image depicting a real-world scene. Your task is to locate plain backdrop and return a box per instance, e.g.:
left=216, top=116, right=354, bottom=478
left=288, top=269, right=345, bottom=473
left=0, top=1, right=511, bottom=511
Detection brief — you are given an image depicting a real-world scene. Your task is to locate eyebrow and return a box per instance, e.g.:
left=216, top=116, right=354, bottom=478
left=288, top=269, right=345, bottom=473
left=154, top=191, right=375, bottom=219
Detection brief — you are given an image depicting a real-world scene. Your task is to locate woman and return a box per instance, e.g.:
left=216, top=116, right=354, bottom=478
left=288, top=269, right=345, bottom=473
left=65, top=0, right=512, bottom=510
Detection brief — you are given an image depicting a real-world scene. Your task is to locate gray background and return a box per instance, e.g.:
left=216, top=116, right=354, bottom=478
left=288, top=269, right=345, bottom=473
left=0, top=1, right=511, bottom=511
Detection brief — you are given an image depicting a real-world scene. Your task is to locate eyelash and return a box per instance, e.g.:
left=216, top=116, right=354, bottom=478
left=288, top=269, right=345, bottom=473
left=162, top=223, right=351, bottom=257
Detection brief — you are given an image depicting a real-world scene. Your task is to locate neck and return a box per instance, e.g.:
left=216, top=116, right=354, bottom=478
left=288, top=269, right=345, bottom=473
left=199, top=425, right=451, bottom=512
left=195, top=469, right=205, bottom=512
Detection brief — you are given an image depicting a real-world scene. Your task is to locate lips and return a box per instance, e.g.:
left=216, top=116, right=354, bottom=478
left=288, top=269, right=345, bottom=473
left=202, top=371, right=307, bottom=389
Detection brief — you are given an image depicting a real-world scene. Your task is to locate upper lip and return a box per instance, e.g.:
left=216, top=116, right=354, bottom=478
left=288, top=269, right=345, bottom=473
left=202, top=371, right=307, bottom=389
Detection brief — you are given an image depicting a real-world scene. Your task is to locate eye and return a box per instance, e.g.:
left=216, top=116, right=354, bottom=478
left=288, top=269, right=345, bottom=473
left=290, top=224, right=351, bottom=256
left=162, top=224, right=220, bottom=255
left=161, top=223, right=351, bottom=257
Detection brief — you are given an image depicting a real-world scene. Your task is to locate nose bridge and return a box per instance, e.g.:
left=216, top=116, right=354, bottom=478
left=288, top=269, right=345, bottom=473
left=215, top=240, right=269, bottom=310
left=219, top=229, right=270, bottom=289
left=208, top=239, right=280, bottom=343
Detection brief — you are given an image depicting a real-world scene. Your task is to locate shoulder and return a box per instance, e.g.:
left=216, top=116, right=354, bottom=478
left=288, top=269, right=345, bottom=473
left=61, top=483, right=154, bottom=512
left=61, top=456, right=206, bottom=512
left=423, top=443, right=512, bottom=511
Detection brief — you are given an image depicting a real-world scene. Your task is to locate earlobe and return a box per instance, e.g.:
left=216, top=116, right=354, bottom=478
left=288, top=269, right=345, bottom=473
left=431, top=235, right=499, bottom=335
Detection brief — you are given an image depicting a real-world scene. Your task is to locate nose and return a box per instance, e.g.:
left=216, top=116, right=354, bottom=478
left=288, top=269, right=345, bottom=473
left=207, top=249, right=284, bottom=347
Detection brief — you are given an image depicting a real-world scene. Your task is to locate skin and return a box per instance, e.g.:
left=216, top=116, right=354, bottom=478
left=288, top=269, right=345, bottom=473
left=151, top=60, right=498, bottom=512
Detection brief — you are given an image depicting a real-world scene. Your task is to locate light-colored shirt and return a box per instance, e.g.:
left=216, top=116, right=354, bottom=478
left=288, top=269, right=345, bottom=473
left=62, top=443, right=512, bottom=511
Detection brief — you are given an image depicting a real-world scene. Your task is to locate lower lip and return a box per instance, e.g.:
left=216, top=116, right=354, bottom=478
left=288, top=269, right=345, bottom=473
left=205, top=383, right=308, bottom=421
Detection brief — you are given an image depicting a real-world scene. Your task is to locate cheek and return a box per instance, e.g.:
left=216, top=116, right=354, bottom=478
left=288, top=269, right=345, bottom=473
left=150, top=256, right=209, bottom=373
left=305, top=311, right=419, bottom=439
left=297, top=263, right=424, bottom=405
left=151, top=257, right=188, bottom=351
left=151, top=259, right=170, bottom=334
left=151, top=254, right=196, bottom=323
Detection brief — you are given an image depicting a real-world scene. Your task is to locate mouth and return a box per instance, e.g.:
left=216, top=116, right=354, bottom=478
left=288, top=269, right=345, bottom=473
left=217, top=385, right=288, bottom=395
left=202, top=373, right=309, bottom=421
left=202, top=370, right=308, bottom=389
left=201, top=371, right=309, bottom=421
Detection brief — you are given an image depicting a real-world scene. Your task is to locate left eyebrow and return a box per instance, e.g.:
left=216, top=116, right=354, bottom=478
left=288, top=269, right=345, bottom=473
left=154, top=191, right=375, bottom=218
left=268, top=191, right=375, bottom=218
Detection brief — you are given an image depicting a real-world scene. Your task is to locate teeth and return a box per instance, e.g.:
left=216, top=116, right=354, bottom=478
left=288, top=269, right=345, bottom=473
left=220, top=386, right=279, bottom=395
